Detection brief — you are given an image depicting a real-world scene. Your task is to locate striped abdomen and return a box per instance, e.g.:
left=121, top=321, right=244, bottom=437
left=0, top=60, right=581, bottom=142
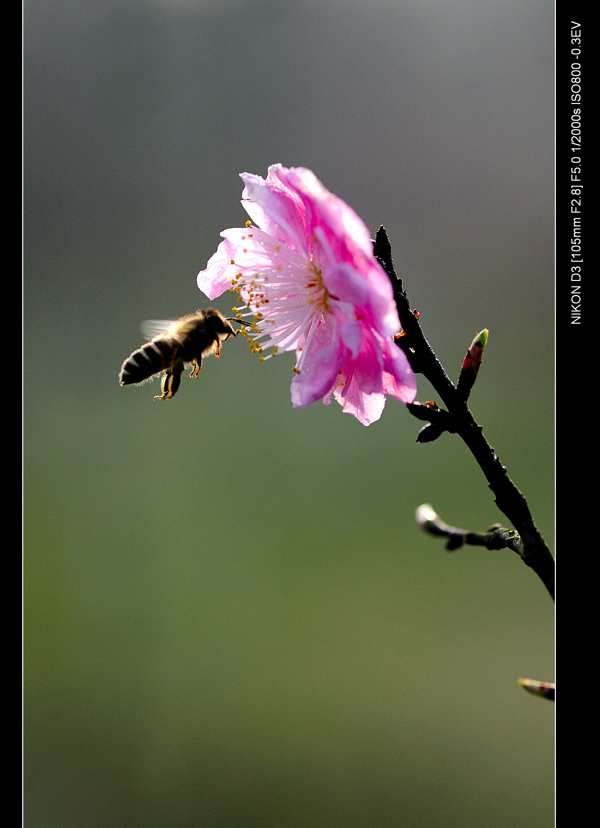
left=119, top=336, right=178, bottom=387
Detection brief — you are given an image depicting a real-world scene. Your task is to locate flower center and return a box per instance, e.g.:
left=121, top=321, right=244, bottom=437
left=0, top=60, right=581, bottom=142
left=303, top=261, right=331, bottom=310
left=228, top=247, right=332, bottom=363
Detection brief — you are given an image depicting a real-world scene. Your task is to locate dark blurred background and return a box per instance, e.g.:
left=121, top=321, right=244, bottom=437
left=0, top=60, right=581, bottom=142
left=24, top=1, right=554, bottom=826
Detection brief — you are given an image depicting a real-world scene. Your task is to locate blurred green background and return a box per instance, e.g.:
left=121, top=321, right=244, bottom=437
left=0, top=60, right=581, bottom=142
left=24, top=1, right=554, bottom=826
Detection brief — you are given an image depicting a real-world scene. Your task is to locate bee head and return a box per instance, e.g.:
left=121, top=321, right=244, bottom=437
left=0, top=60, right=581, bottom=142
left=204, top=309, right=248, bottom=339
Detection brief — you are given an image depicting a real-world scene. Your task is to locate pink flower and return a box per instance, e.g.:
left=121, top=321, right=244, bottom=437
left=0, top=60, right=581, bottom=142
left=197, top=164, right=417, bottom=425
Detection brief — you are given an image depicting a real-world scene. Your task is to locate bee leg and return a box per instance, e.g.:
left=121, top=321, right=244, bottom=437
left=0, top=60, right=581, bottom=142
left=154, top=366, right=183, bottom=400
left=189, top=358, right=203, bottom=379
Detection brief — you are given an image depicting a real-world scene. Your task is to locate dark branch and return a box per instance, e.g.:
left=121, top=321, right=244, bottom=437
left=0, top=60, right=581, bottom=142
left=374, top=226, right=555, bottom=601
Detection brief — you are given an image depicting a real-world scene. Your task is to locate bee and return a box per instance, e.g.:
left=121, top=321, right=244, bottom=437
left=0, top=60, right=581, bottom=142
left=119, top=309, right=245, bottom=400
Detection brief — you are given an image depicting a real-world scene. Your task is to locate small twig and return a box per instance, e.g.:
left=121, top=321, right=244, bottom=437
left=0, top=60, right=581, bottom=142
left=416, top=504, right=522, bottom=556
left=518, top=678, right=555, bottom=701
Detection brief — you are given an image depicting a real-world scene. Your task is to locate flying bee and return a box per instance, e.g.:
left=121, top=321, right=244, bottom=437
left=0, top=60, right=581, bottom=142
left=119, top=309, right=246, bottom=400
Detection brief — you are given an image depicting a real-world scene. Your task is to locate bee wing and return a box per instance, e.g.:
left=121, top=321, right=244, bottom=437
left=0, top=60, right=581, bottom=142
left=141, top=319, right=176, bottom=341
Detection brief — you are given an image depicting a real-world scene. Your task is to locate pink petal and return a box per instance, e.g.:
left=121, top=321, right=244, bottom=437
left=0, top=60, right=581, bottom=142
left=281, top=166, right=374, bottom=263
left=333, top=376, right=387, bottom=426
left=345, top=333, right=384, bottom=396
left=339, top=319, right=363, bottom=358
left=240, top=168, right=309, bottom=254
left=290, top=317, right=344, bottom=408
left=197, top=238, right=239, bottom=299
left=380, top=339, right=418, bottom=403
